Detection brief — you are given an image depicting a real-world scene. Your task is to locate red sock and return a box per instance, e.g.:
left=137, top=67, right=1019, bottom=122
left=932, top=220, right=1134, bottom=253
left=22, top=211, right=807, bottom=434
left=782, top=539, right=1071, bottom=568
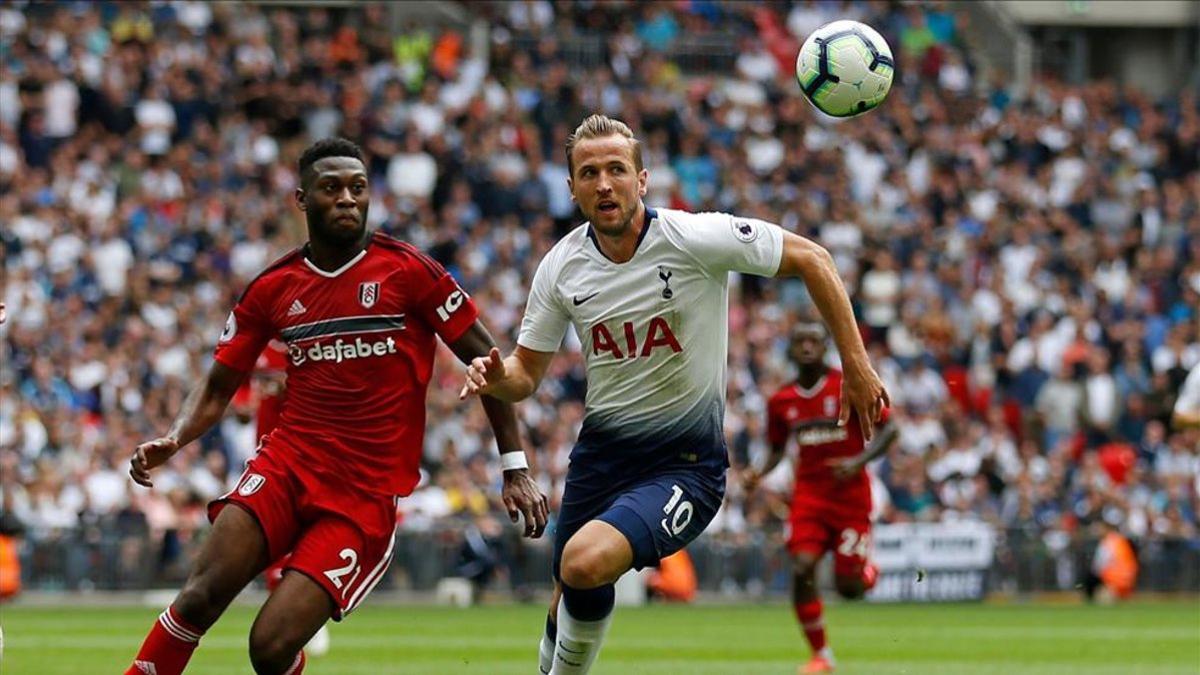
left=125, top=606, right=205, bottom=675
left=862, top=563, right=879, bottom=591
left=793, top=599, right=827, bottom=655
left=284, top=649, right=306, bottom=674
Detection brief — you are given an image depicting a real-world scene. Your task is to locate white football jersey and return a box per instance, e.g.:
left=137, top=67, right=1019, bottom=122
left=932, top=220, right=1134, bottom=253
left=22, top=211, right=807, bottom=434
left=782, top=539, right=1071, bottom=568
left=518, top=207, right=784, bottom=471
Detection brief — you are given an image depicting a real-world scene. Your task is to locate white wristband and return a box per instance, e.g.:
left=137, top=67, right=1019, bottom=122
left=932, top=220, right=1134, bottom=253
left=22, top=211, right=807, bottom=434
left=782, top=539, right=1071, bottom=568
left=500, top=451, right=529, bottom=472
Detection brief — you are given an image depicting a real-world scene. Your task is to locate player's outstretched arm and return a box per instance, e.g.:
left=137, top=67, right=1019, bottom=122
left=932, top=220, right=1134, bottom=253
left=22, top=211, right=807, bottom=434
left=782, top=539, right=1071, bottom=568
left=776, top=232, right=890, bottom=440
left=448, top=321, right=550, bottom=538
left=129, top=361, right=248, bottom=487
left=458, top=342, right=554, bottom=403
left=743, top=442, right=788, bottom=494
left=828, top=422, right=900, bottom=481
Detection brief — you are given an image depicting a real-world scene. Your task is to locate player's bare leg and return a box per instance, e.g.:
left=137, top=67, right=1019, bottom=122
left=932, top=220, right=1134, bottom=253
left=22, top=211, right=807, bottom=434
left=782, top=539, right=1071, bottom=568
left=248, top=570, right=335, bottom=674
left=539, top=582, right=563, bottom=674
left=303, top=621, right=332, bottom=659
left=175, top=505, right=272, bottom=626
left=550, top=520, right=633, bottom=674
left=792, top=551, right=835, bottom=674
left=559, top=520, right=632, bottom=589
left=126, top=504, right=271, bottom=675
left=265, top=555, right=332, bottom=660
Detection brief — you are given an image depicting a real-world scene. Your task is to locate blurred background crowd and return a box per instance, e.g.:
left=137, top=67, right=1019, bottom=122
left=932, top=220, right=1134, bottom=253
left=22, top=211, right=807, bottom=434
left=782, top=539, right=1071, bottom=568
left=1, top=0, right=1197, bottom=594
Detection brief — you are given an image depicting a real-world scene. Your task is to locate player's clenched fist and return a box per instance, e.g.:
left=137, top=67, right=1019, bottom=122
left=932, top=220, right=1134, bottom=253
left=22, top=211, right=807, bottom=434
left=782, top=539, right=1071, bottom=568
left=459, top=347, right=505, bottom=400
left=129, top=437, right=180, bottom=488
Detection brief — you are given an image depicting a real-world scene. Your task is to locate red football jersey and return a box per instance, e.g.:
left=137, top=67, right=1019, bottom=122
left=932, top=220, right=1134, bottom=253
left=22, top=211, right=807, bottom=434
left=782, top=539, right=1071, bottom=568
left=253, top=340, right=289, bottom=437
left=766, top=369, right=890, bottom=504
left=229, top=340, right=289, bottom=437
left=214, top=232, right=479, bottom=497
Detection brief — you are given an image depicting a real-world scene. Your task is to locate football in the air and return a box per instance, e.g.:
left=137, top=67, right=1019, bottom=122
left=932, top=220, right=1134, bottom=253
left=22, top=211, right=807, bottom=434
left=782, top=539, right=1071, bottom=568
left=795, top=20, right=894, bottom=118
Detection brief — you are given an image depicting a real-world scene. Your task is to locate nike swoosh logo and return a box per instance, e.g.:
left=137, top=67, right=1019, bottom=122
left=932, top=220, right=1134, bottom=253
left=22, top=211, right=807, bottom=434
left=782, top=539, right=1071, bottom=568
left=573, top=292, right=599, bottom=306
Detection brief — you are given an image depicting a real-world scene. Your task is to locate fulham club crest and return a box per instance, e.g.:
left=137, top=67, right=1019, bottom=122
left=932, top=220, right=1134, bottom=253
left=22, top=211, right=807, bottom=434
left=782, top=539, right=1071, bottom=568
left=823, top=396, right=838, bottom=418
left=359, top=281, right=380, bottom=309
left=238, top=473, right=266, bottom=496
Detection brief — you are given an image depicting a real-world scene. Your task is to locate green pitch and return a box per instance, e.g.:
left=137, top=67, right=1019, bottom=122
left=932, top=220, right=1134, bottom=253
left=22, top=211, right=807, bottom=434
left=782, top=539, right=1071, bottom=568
left=1, top=600, right=1196, bottom=674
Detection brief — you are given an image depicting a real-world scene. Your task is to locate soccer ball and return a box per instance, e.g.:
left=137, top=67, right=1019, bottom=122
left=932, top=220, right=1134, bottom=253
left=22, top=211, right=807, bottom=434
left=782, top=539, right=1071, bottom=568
left=795, top=20, right=894, bottom=118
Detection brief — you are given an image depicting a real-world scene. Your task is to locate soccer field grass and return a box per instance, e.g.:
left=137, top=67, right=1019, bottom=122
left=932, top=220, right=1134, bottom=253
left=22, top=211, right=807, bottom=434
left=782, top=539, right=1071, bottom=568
left=1, top=600, right=1197, bottom=674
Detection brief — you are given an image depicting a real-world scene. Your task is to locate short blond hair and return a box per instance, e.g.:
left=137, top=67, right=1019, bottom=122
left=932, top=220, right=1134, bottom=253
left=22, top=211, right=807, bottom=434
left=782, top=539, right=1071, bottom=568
left=565, top=114, right=643, bottom=176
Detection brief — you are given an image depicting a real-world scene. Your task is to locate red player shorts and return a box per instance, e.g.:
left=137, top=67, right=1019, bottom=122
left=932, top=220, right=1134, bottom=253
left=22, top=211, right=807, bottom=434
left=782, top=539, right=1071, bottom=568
left=209, top=440, right=398, bottom=620
left=786, top=496, right=872, bottom=579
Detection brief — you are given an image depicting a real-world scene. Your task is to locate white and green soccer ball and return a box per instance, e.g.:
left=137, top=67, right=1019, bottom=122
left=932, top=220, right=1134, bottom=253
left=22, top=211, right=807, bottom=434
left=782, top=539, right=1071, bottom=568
left=795, top=20, right=894, bottom=118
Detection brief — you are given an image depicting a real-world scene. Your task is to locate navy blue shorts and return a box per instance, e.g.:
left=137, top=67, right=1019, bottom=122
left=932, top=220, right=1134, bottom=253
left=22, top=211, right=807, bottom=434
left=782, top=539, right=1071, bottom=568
left=553, top=464, right=726, bottom=577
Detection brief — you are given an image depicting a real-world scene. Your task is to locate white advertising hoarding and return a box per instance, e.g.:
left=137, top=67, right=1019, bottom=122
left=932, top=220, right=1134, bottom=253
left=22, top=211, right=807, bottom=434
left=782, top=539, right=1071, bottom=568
left=867, top=521, right=995, bottom=602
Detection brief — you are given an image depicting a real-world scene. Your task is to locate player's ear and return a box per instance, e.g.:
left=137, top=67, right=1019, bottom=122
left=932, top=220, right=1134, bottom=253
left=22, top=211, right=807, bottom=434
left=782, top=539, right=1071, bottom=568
left=637, top=168, right=648, bottom=197
left=295, top=187, right=306, bottom=211
left=567, top=178, right=575, bottom=202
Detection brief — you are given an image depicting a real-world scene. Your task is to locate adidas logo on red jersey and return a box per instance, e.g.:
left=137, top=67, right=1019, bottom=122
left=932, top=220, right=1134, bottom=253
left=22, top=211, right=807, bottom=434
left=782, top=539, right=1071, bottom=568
left=288, top=336, right=398, bottom=366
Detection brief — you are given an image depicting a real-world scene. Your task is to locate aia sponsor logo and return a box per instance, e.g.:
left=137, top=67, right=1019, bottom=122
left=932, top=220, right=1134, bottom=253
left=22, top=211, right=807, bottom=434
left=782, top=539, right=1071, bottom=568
left=359, top=281, right=380, bottom=309
left=288, top=336, right=399, bottom=366
left=589, top=316, right=681, bottom=360
left=238, top=473, right=266, bottom=496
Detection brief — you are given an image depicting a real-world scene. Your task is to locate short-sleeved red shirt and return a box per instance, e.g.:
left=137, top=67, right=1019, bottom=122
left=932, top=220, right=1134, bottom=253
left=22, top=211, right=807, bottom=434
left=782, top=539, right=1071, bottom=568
left=766, top=369, right=890, bottom=508
left=214, top=232, right=478, bottom=496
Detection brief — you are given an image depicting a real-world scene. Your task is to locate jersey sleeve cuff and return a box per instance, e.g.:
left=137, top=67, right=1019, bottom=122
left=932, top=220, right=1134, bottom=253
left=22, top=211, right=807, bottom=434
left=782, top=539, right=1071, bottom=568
left=213, top=350, right=256, bottom=373
left=766, top=222, right=785, bottom=276
left=439, top=314, right=476, bottom=344
left=516, top=334, right=562, bottom=353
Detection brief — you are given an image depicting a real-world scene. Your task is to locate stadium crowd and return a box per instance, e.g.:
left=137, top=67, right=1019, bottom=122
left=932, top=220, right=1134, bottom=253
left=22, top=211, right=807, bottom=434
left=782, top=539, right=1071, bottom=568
left=1, top=0, right=1197, bottom=591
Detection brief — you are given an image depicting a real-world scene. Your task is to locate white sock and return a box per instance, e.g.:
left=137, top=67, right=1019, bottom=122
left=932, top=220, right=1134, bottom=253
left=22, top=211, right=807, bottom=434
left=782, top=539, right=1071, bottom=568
left=549, top=601, right=612, bottom=674
left=816, top=645, right=836, bottom=664
left=538, top=632, right=555, bottom=674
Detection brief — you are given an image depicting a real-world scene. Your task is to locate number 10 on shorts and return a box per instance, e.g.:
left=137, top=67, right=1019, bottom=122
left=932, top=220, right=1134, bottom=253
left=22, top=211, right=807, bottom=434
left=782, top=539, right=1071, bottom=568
left=660, top=484, right=694, bottom=537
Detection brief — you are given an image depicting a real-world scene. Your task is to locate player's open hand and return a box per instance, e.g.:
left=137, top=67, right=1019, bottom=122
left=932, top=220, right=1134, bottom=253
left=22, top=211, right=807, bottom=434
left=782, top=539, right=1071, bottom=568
left=129, top=437, right=179, bottom=488
left=826, top=457, right=862, bottom=481
left=501, top=466, right=549, bottom=538
left=459, top=347, right=505, bottom=400
left=838, top=361, right=890, bottom=441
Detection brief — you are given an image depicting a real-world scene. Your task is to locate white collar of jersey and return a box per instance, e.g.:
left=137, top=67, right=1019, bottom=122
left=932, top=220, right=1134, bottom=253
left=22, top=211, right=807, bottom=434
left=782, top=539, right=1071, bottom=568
left=303, top=247, right=368, bottom=278
left=794, top=375, right=827, bottom=399
left=585, top=206, right=658, bottom=263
